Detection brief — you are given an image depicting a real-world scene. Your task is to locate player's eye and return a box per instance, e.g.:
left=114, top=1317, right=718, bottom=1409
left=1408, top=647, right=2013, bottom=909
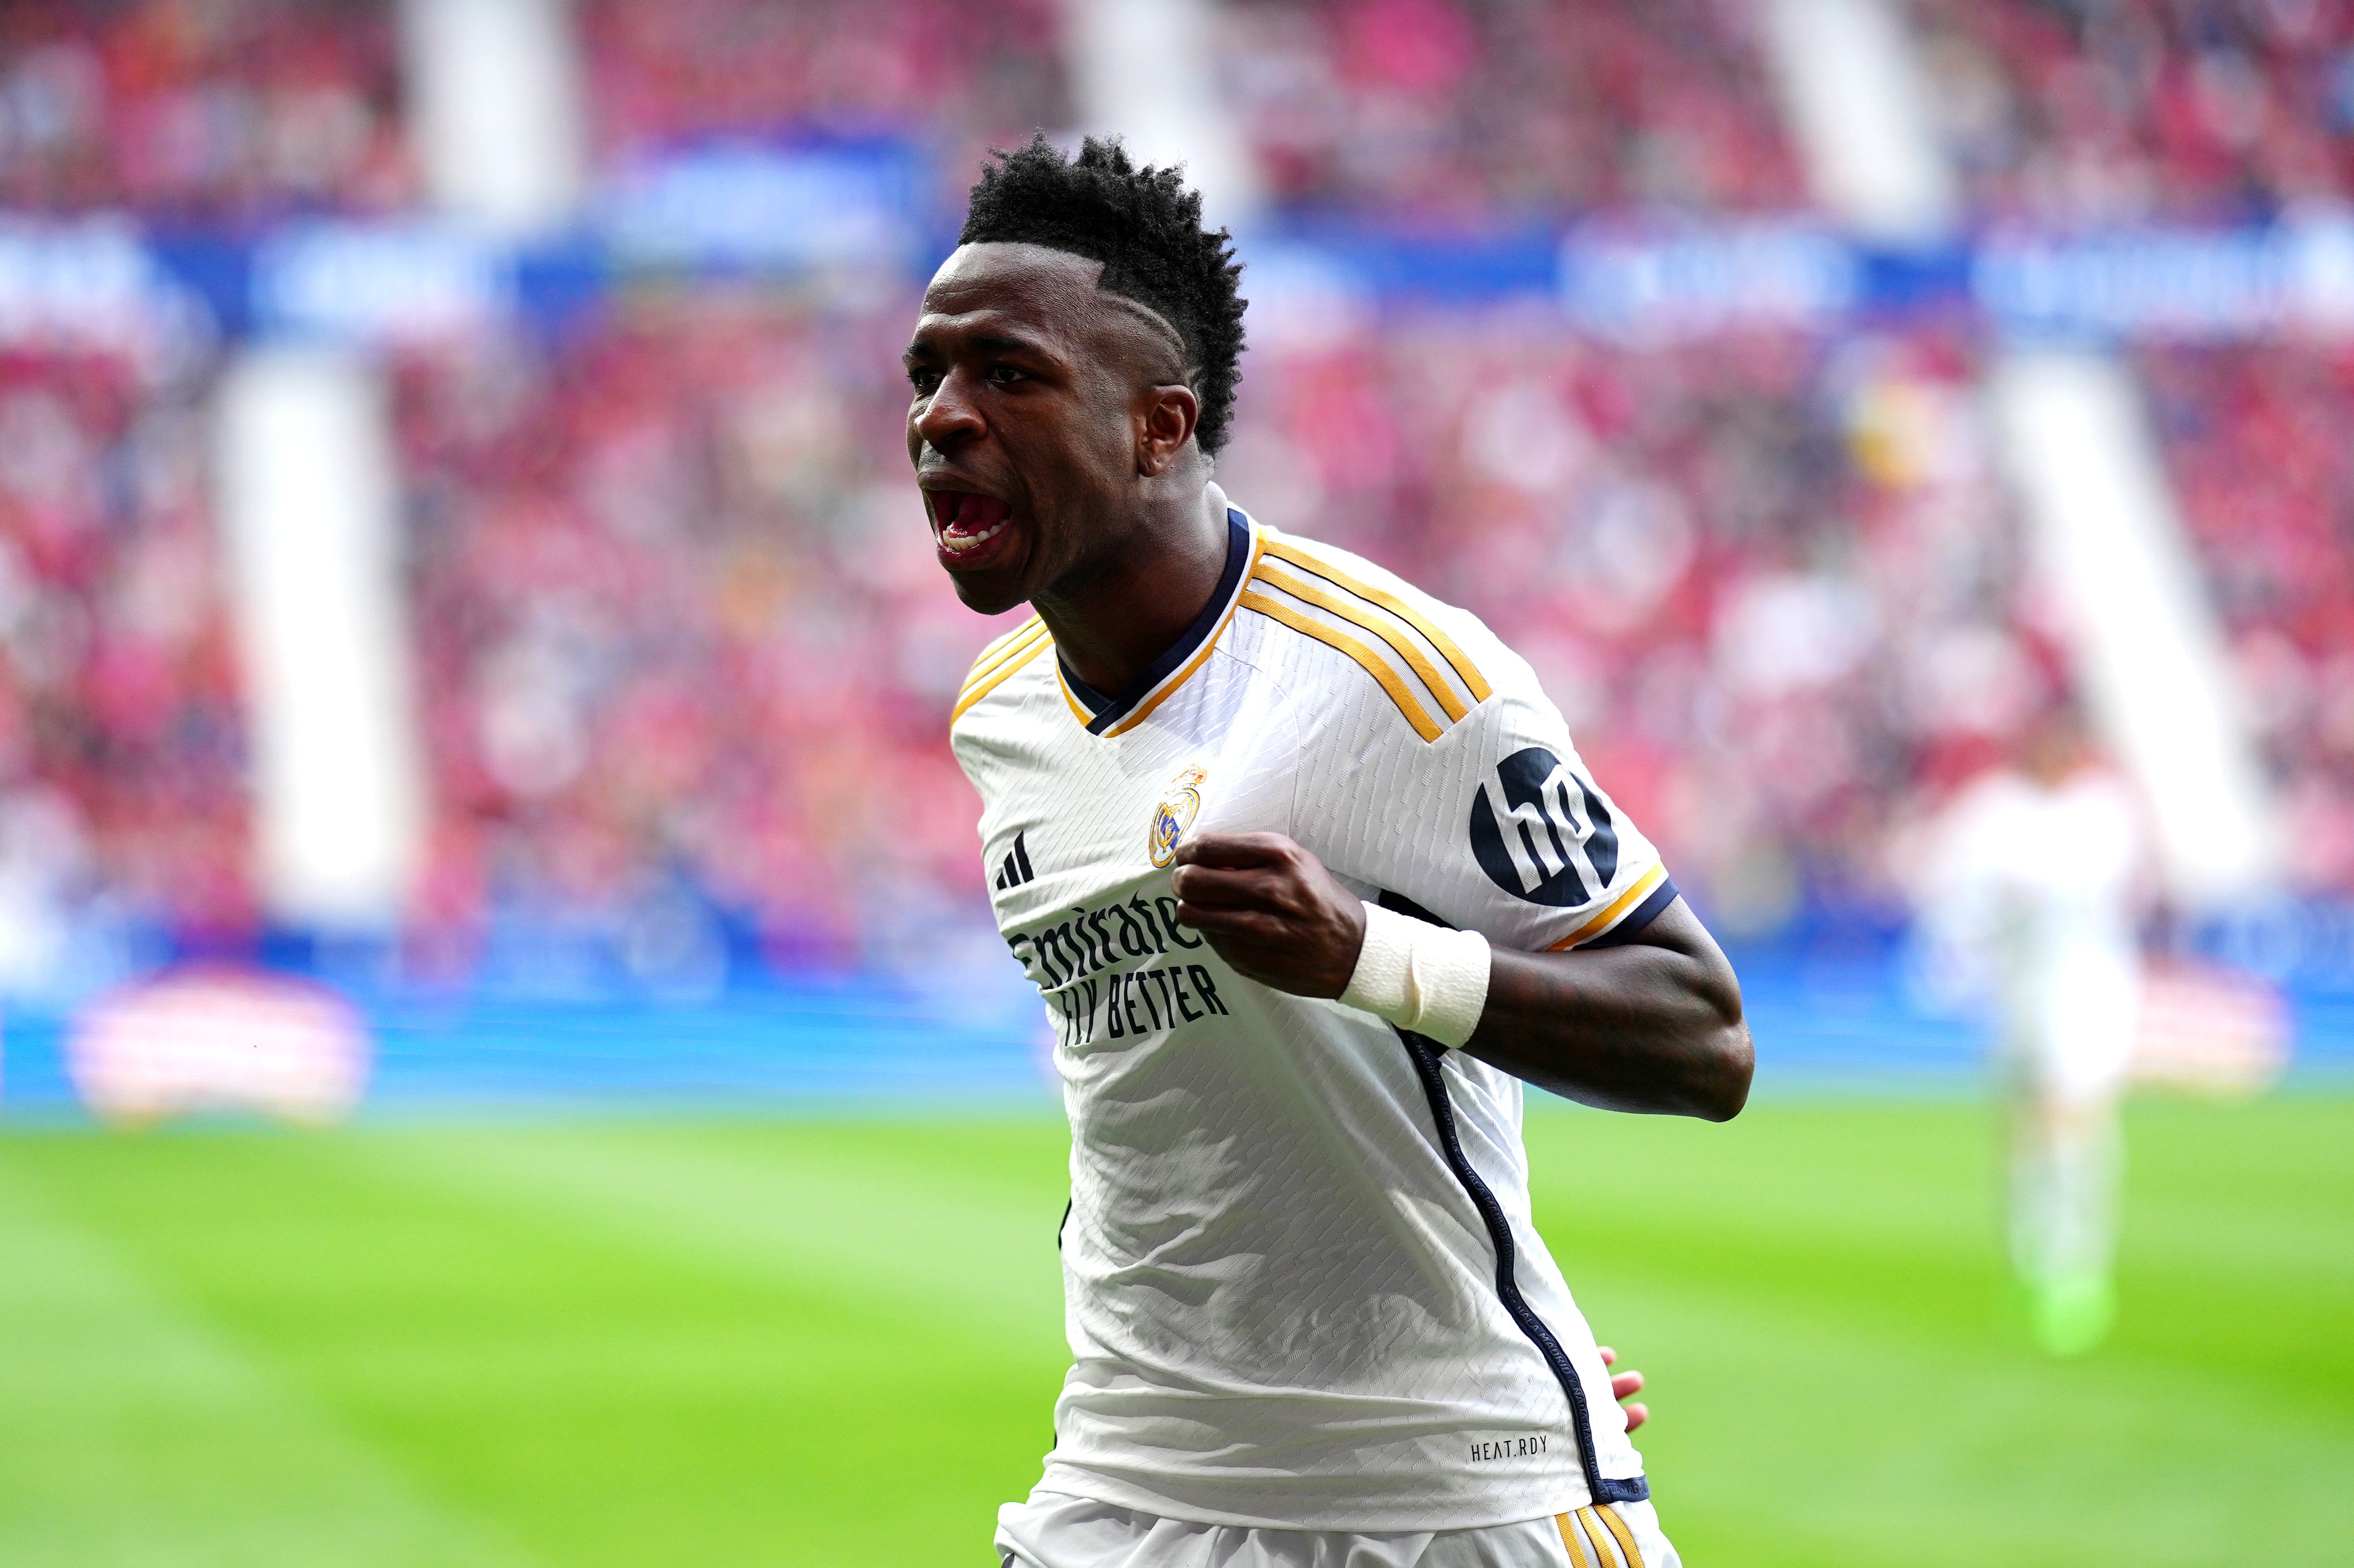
left=907, top=365, right=940, bottom=394
left=987, top=364, right=1026, bottom=386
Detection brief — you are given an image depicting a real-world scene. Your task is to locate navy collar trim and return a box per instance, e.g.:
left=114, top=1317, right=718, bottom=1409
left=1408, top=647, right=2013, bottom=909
left=1059, top=509, right=1253, bottom=735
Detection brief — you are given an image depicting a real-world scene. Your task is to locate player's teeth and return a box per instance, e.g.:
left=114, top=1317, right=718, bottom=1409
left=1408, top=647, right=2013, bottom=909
left=942, top=520, right=1005, bottom=552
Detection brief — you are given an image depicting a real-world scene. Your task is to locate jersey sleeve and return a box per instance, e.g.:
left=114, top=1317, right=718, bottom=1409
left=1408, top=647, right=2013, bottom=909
left=1293, top=637, right=1677, bottom=955
left=947, top=615, right=1050, bottom=799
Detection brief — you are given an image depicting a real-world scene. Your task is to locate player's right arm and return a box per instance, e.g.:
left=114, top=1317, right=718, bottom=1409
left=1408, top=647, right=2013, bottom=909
left=1173, top=534, right=1749, bottom=1117
left=1464, top=893, right=1749, bottom=1120
left=1171, top=832, right=1751, bottom=1120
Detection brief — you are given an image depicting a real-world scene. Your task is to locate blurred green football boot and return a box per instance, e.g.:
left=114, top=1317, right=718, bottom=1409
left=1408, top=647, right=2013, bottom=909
left=2027, top=1269, right=2116, bottom=1357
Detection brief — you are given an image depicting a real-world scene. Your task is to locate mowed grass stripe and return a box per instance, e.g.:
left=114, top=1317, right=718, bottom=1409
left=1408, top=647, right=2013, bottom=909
left=379, top=1118, right=1075, bottom=1342
left=0, top=1119, right=1074, bottom=1568
left=0, top=1158, right=537, bottom=1568
left=1524, top=1100, right=2354, bottom=1416
left=1523, top=1099, right=2354, bottom=1568
left=0, top=1099, right=2346, bottom=1567
left=1588, top=1275, right=2354, bottom=1568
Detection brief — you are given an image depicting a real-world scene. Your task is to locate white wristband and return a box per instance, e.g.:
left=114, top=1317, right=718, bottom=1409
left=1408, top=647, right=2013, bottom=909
left=1339, top=900, right=1492, bottom=1049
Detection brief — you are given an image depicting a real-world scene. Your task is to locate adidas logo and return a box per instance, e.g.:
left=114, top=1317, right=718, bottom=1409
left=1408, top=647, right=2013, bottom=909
left=993, top=831, right=1037, bottom=891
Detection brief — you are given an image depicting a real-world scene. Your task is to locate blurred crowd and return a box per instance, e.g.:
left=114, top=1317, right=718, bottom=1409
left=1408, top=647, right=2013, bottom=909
left=1215, top=0, right=1804, bottom=213
left=0, top=347, right=248, bottom=988
left=580, top=0, right=1068, bottom=209
left=2140, top=342, right=2354, bottom=892
left=1914, top=0, right=2354, bottom=222
left=0, top=0, right=1066, bottom=219
left=578, top=0, right=1801, bottom=218
left=392, top=291, right=1017, bottom=979
left=384, top=286, right=2042, bottom=964
left=5, top=0, right=2354, bottom=988
left=0, top=0, right=411, bottom=214
left=15, top=0, right=2350, bottom=224
left=1224, top=310, right=2037, bottom=930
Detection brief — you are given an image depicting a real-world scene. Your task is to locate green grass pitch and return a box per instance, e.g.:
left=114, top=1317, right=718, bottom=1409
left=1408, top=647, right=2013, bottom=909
left=1, top=1096, right=2347, bottom=1566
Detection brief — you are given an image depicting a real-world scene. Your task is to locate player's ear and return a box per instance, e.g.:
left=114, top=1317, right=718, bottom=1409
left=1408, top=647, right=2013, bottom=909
left=1137, top=383, right=1199, bottom=477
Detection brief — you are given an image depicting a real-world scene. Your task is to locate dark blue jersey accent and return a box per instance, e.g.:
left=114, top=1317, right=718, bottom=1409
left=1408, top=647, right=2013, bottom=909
left=1059, top=510, right=1251, bottom=733
left=1581, top=875, right=1680, bottom=949
left=1395, top=1024, right=1650, bottom=1506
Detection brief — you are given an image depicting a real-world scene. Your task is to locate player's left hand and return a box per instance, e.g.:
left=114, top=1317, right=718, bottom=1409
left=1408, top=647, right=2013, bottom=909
left=1599, top=1345, right=1647, bottom=1431
left=1170, top=832, right=1366, bottom=997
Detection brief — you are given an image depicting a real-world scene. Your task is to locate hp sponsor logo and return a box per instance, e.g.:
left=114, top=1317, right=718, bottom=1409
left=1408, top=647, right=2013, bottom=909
left=1468, top=747, right=1619, bottom=906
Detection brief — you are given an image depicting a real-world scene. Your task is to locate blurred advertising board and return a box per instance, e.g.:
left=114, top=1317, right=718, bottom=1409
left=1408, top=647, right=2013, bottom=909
left=11, top=183, right=2354, bottom=348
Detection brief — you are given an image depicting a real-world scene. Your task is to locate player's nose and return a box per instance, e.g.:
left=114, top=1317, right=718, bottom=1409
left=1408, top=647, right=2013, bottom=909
left=914, top=365, right=987, bottom=452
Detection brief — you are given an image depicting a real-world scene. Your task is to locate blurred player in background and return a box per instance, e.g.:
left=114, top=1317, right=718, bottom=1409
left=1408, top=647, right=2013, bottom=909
left=914, top=137, right=1750, bottom=1567
left=1921, top=706, right=2146, bottom=1355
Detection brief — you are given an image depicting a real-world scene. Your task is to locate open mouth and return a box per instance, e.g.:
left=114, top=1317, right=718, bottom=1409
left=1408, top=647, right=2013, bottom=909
left=927, top=489, right=1016, bottom=567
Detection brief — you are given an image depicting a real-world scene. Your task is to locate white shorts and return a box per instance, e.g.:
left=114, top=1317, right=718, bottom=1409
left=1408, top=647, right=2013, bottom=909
left=996, top=1490, right=1681, bottom=1568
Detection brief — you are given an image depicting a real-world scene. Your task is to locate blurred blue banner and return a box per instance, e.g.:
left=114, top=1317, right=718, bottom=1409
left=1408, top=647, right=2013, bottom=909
left=4, top=936, right=2347, bottom=1119
left=596, top=134, right=929, bottom=273
left=13, top=184, right=2354, bottom=348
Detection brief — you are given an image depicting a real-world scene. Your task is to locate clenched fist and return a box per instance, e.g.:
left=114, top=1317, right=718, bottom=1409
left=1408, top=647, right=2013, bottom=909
left=1169, top=832, right=1367, bottom=997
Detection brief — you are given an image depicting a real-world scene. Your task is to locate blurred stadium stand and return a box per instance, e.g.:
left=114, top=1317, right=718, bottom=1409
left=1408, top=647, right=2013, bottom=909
left=1912, top=0, right=2354, bottom=223
left=0, top=0, right=415, bottom=214
left=1211, top=0, right=1806, bottom=213
left=390, top=294, right=1009, bottom=975
left=580, top=0, right=1068, bottom=189
left=1, top=0, right=2351, bottom=1114
left=0, top=343, right=249, bottom=969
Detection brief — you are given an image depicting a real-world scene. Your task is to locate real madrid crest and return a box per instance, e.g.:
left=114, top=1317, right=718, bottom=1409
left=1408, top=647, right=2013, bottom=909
left=1148, top=764, right=1209, bottom=868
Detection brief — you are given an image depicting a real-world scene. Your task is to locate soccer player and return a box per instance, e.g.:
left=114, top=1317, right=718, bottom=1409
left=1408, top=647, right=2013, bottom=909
left=1920, top=706, right=2144, bottom=1355
left=912, top=137, right=1752, bottom=1567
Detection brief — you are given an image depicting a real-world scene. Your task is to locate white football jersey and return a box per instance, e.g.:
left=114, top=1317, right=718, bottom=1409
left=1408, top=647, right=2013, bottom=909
left=951, top=509, right=1679, bottom=1532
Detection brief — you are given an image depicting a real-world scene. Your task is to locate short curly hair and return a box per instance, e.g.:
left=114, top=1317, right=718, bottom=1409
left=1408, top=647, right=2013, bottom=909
left=959, top=134, right=1247, bottom=456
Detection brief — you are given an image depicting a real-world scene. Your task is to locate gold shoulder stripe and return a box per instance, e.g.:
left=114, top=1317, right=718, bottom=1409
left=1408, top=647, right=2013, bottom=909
left=959, top=626, right=1048, bottom=702
left=950, top=633, right=1049, bottom=724
left=1548, top=863, right=1670, bottom=951
left=1594, top=1505, right=1646, bottom=1568
left=1259, top=536, right=1492, bottom=705
left=959, top=617, right=1048, bottom=697
left=1239, top=588, right=1442, bottom=742
left=971, top=613, right=1044, bottom=668
left=1556, top=1512, right=1598, bottom=1568
left=1250, top=560, right=1468, bottom=725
